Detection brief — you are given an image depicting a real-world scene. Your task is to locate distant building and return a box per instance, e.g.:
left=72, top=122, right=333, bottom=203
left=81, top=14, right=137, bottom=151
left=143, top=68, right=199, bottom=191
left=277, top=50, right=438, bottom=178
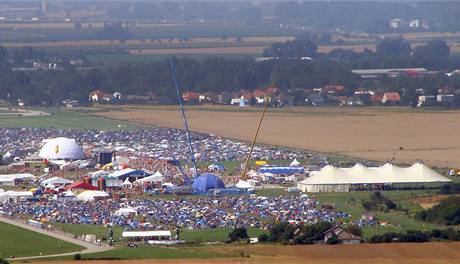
left=417, top=95, right=436, bottom=107
left=381, top=92, right=401, bottom=104
left=389, top=18, right=408, bottom=29
left=63, top=99, right=79, bottom=108
left=437, top=94, right=455, bottom=105
left=409, top=19, right=420, bottom=28
left=89, top=90, right=113, bottom=103
left=323, top=225, right=362, bottom=244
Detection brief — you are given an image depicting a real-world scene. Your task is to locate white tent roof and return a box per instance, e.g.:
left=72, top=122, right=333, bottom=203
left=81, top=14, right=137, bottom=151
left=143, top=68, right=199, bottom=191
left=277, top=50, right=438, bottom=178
left=235, top=180, right=253, bottom=189
left=153, top=171, right=163, bottom=177
left=114, top=207, right=137, bottom=216
left=109, top=168, right=136, bottom=178
left=299, top=163, right=451, bottom=185
left=39, top=137, right=84, bottom=160
left=42, top=177, right=73, bottom=186
left=76, top=190, right=109, bottom=202
left=122, top=230, right=171, bottom=238
left=290, top=159, right=301, bottom=167
left=134, top=174, right=164, bottom=184
left=64, top=190, right=76, bottom=197
left=0, top=191, right=33, bottom=202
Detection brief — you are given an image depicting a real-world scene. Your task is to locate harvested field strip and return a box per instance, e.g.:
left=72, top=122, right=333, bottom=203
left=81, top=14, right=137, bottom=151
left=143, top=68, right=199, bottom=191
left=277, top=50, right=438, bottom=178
left=87, top=106, right=460, bottom=167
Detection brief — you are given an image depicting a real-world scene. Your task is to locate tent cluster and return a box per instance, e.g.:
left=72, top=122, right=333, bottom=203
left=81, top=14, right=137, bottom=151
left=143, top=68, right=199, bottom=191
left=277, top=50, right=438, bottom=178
left=298, top=163, right=451, bottom=192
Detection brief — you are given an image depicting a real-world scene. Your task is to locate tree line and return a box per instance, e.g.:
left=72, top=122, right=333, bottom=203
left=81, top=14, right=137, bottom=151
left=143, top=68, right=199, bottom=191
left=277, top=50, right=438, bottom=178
left=1, top=37, right=460, bottom=106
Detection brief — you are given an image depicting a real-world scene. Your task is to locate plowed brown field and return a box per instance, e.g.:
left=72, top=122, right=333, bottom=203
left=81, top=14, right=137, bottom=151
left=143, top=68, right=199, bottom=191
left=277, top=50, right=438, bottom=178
left=88, top=105, right=460, bottom=168
left=32, top=242, right=460, bottom=264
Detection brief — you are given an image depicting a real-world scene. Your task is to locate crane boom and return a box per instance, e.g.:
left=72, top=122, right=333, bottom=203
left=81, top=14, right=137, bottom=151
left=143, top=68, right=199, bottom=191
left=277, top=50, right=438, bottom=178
left=241, top=99, right=269, bottom=180
left=170, top=57, right=198, bottom=179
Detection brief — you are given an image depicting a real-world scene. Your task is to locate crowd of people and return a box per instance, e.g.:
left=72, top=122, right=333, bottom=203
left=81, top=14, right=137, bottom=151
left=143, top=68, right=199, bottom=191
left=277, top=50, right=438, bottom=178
left=0, top=195, right=343, bottom=231
left=0, top=127, right=318, bottom=163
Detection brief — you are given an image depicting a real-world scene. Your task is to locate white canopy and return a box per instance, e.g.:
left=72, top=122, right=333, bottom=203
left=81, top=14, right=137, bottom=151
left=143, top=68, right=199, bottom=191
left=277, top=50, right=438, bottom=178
left=290, top=159, right=301, bottom=167
left=298, top=163, right=451, bottom=192
left=63, top=190, right=76, bottom=197
left=114, top=207, right=137, bottom=216
left=76, top=190, right=109, bottom=202
left=235, top=180, right=253, bottom=189
left=153, top=171, right=163, bottom=177
left=42, top=177, right=73, bottom=186
left=0, top=191, right=33, bottom=202
left=122, top=230, right=171, bottom=238
left=134, top=174, right=164, bottom=185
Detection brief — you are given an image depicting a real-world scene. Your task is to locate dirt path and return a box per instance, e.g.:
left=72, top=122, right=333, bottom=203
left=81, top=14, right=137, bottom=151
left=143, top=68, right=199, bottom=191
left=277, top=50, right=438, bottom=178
left=0, top=216, right=112, bottom=260
left=0, top=107, right=50, bottom=117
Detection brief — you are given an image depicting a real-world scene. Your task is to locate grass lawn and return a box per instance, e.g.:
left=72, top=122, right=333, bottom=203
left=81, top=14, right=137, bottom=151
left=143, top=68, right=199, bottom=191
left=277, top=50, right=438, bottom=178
left=53, top=222, right=266, bottom=244
left=0, top=108, right=146, bottom=130
left=0, top=221, right=84, bottom=258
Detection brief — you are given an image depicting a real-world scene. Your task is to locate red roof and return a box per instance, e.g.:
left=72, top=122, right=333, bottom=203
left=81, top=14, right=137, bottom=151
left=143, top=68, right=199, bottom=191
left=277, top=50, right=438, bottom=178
left=66, top=182, right=97, bottom=190
left=383, top=92, right=401, bottom=102
left=182, top=92, right=199, bottom=101
left=370, top=94, right=384, bottom=103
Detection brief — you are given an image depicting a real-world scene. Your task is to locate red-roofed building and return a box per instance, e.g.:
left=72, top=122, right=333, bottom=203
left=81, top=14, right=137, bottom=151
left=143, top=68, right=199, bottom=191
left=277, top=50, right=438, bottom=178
left=370, top=93, right=384, bottom=104
left=182, top=91, right=200, bottom=101
left=324, top=85, right=345, bottom=94
left=66, top=181, right=97, bottom=190
left=89, top=90, right=113, bottom=103
left=381, top=92, right=401, bottom=104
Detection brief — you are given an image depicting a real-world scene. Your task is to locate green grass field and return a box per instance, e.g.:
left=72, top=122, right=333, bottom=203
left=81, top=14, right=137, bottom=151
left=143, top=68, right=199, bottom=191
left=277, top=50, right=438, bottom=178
left=0, top=108, right=146, bottom=130
left=53, top=223, right=266, bottom=244
left=0, top=221, right=84, bottom=258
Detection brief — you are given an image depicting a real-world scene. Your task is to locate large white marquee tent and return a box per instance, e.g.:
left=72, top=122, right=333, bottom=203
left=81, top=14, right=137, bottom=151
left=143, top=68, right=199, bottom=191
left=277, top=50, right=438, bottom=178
left=39, top=137, right=85, bottom=160
left=298, top=163, right=451, bottom=192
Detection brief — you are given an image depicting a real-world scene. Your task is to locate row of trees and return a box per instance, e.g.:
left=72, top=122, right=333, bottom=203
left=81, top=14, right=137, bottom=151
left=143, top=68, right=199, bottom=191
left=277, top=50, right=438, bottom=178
left=1, top=36, right=460, bottom=106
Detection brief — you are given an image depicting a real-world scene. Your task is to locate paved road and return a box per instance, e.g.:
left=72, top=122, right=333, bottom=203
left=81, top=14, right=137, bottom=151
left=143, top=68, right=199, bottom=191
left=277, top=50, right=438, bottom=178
left=0, top=216, right=112, bottom=260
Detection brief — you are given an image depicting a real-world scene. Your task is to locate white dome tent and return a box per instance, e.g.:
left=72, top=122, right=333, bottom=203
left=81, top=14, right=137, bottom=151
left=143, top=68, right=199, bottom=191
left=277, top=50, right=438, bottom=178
left=39, top=137, right=85, bottom=160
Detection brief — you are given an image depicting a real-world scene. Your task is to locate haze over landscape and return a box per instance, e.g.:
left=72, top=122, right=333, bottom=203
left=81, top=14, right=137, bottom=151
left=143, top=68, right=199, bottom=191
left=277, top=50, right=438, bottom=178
left=1, top=1, right=460, bottom=264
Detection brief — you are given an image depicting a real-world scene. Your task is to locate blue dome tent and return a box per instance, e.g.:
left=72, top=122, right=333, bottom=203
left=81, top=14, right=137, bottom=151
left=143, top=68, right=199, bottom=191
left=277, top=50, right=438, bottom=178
left=192, top=173, right=225, bottom=194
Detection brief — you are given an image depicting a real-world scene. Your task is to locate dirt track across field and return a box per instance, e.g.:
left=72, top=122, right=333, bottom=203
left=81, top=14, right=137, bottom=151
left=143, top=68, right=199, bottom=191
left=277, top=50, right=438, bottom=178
left=90, top=106, right=460, bottom=168
left=31, top=242, right=460, bottom=264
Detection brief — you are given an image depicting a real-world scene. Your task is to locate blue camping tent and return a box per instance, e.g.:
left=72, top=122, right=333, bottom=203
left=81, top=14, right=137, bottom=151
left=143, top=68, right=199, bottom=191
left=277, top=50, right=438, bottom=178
left=192, top=173, right=225, bottom=194
left=258, top=166, right=305, bottom=175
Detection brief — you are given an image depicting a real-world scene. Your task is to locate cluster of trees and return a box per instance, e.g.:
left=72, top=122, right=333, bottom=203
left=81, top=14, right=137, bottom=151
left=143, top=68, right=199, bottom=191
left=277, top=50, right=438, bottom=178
left=370, top=228, right=460, bottom=243
left=258, top=222, right=333, bottom=244
left=362, top=191, right=398, bottom=212
left=228, top=227, right=249, bottom=243
left=417, top=197, right=460, bottom=225
left=257, top=222, right=362, bottom=245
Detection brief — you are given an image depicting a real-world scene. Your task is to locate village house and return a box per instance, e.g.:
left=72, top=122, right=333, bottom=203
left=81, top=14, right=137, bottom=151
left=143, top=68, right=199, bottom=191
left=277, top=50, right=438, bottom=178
left=323, top=225, right=362, bottom=244
left=381, top=92, right=401, bottom=104
left=89, top=90, right=114, bottom=103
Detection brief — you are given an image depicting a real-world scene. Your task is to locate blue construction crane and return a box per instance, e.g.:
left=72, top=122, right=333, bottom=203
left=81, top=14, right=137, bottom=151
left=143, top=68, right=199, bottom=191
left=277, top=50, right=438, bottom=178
left=170, top=57, right=198, bottom=183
